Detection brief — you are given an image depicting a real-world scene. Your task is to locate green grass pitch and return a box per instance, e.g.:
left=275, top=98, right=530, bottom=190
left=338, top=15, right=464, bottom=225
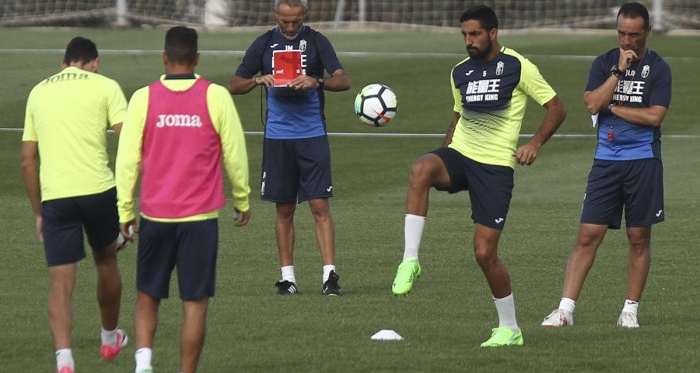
left=1, top=28, right=699, bottom=372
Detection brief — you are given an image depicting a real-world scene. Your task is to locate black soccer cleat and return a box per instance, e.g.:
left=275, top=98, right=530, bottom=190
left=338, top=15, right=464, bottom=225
left=275, top=280, right=299, bottom=295
left=322, top=270, right=342, bottom=296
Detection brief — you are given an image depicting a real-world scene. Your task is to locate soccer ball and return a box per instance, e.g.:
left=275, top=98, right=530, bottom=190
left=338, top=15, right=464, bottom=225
left=354, top=83, right=398, bottom=127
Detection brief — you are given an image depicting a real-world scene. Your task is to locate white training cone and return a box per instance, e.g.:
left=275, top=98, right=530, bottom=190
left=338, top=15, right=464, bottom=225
left=370, top=329, right=404, bottom=341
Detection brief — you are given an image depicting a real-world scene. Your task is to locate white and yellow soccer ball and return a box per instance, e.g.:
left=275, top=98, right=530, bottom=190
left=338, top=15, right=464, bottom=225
left=354, top=83, right=398, bottom=127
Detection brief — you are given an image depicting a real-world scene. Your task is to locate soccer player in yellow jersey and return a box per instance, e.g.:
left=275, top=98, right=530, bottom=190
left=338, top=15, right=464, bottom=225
left=116, top=26, right=251, bottom=373
left=21, top=37, right=129, bottom=373
left=390, top=5, right=567, bottom=347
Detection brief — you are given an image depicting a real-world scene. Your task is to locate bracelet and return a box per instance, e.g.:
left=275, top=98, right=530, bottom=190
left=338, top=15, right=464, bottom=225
left=254, top=76, right=260, bottom=85
left=610, top=65, right=624, bottom=79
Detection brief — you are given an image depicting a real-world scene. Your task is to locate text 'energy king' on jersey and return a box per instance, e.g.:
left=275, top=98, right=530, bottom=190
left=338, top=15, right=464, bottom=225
left=613, top=79, right=646, bottom=104
left=465, top=79, right=501, bottom=102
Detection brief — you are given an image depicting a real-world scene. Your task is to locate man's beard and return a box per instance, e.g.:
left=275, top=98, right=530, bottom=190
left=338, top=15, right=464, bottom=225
left=467, top=40, right=492, bottom=60
left=281, top=26, right=302, bottom=40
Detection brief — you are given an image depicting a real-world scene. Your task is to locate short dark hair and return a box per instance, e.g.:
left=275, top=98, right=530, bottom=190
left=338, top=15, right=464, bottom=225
left=63, top=37, right=98, bottom=65
left=459, top=5, right=499, bottom=31
left=618, top=2, right=650, bottom=29
left=164, top=26, right=198, bottom=65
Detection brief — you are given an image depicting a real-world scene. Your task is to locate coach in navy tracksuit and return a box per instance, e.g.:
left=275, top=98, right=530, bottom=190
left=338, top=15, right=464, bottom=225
left=542, top=2, right=671, bottom=329
left=229, top=0, right=350, bottom=296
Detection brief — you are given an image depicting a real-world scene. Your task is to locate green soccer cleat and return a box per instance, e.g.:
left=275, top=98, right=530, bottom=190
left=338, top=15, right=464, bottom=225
left=480, top=326, right=524, bottom=347
left=392, top=258, right=421, bottom=295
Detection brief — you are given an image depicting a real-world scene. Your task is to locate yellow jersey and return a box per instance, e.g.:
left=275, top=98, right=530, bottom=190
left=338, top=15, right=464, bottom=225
left=23, top=66, right=127, bottom=201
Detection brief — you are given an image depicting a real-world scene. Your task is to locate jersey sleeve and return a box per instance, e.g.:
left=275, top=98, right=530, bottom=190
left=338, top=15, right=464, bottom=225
left=518, top=57, right=557, bottom=106
left=208, top=84, right=251, bottom=212
left=22, top=88, right=38, bottom=142
left=649, top=59, right=672, bottom=109
left=116, top=87, right=149, bottom=223
left=451, top=66, right=463, bottom=114
left=585, top=54, right=610, bottom=93
left=106, top=79, right=128, bottom=128
left=235, top=33, right=270, bottom=78
left=315, top=33, right=343, bottom=75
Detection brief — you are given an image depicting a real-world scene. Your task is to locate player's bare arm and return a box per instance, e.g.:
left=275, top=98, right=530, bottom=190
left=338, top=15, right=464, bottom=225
left=610, top=104, right=667, bottom=127
left=584, top=77, right=621, bottom=114
left=323, top=69, right=351, bottom=92
left=442, top=112, right=461, bottom=147
left=583, top=48, right=640, bottom=115
left=288, top=68, right=350, bottom=91
left=20, top=141, right=43, bottom=240
left=514, top=96, right=566, bottom=166
left=229, top=74, right=264, bottom=94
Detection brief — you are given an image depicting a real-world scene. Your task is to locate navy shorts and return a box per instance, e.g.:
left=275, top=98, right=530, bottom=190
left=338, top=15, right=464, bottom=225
left=431, top=147, right=514, bottom=230
left=581, top=158, right=664, bottom=229
left=261, top=136, right=333, bottom=204
left=136, top=217, right=218, bottom=300
left=42, top=188, right=119, bottom=266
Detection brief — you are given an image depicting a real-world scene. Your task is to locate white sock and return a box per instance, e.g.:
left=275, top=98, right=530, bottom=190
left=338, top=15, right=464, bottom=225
left=622, top=299, right=639, bottom=315
left=56, top=348, right=74, bottom=371
left=558, top=297, right=577, bottom=314
left=493, top=294, right=519, bottom=332
left=403, top=214, right=426, bottom=260
left=135, top=348, right=153, bottom=373
left=322, top=265, right=335, bottom=283
left=281, top=265, right=296, bottom=284
left=101, top=327, right=118, bottom=346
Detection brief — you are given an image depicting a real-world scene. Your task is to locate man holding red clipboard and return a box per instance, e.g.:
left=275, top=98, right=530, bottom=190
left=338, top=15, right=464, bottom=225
left=229, top=0, right=350, bottom=296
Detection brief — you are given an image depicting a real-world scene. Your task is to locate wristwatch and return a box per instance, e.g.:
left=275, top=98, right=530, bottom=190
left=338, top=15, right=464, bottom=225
left=610, top=65, right=624, bottom=79
left=317, top=77, right=325, bottom=89
left=605, top=102, right=616, bottom=114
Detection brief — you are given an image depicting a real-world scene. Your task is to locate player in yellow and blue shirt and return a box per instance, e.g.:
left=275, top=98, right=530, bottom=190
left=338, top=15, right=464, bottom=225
left=449, top=46, right=560, bottom=168
left=390, top=5, right=567, bottom=348
left=21, top=36, right=129, bottom=373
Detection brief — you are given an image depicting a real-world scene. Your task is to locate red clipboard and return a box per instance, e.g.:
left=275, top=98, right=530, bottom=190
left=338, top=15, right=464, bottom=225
left=273, top=50, right=303, bottom=87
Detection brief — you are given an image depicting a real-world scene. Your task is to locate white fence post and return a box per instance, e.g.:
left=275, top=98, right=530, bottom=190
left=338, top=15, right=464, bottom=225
left=115, top=0, right=127, bottom=26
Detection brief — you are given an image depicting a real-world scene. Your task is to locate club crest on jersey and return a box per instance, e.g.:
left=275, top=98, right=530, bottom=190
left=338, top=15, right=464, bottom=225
left=496, top=61, right=504, bottom=76
left=641, top=65, right=650, bottom=78
left=299, top=39, right=307, bottom=52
